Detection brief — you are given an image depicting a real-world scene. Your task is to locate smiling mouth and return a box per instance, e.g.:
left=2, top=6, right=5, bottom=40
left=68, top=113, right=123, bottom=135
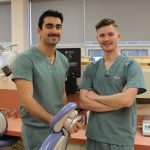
left=103, top=44, right=110, bottom=47
left=103, top=42, right=113, bottom=46
left=50, top=36, right=57, bottom=39
left=49, top=36, right=60, bottom=41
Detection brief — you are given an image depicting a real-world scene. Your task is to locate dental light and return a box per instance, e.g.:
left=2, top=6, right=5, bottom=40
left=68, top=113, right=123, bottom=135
left=0, top=44, right=18, bottom=77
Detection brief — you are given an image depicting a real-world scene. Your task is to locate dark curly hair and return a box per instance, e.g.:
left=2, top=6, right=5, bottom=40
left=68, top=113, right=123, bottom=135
left=38, top=9, right=63, bottom=29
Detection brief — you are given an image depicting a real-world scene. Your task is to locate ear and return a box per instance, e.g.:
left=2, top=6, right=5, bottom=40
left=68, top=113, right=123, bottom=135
left=37, top=28, right=41, bottom=35
left=118, top=33, right=121, bottom=40
left=96, top=34, right=99, bottom=41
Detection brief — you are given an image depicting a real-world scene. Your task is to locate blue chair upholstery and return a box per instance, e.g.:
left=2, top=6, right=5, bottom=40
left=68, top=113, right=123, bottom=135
left=0, top=111, right=20, bottom=148
left=40, top=102, right=78, bottom=150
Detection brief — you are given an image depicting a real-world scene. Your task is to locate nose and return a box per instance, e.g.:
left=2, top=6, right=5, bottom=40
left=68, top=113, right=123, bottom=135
left=103, top=35, right=110, bottom=41
left=51, top=27, right=58, bottom=33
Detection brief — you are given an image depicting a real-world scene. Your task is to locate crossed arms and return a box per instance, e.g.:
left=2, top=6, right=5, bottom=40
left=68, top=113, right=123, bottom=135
left=79, top=87, right=138, bottom=112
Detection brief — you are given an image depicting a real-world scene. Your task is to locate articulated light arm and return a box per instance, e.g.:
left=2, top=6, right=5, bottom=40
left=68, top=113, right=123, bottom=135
left=0, top=44, right=18, bottom=77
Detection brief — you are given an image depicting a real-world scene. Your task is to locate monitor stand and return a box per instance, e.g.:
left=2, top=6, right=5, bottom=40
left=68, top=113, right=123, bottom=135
left=65, top=74, right=77, bottom=94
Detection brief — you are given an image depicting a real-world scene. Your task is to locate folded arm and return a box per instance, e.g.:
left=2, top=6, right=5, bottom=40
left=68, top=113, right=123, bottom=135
left=85, top=87, right=138, bottom=110
left=80, top=85, right=138, bottom=112
left=80, top=89, right=118, bottom=112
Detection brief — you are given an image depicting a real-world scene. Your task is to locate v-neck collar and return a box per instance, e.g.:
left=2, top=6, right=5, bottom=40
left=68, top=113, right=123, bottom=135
left=34, top=47, right=57, bottom=66
left=102, top=55, right=122, bottom=73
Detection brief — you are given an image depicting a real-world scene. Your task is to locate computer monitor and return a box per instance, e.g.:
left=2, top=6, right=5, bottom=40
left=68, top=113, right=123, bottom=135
left=57, top=48, right=81, bottom=94
left=57, top=48, right=81, bottom=78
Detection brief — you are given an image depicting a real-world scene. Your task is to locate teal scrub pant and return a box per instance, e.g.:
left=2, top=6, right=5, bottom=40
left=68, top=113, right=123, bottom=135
left=87, top=138, right=134, bottom=150
left=22, top=124, right=50, bottom=150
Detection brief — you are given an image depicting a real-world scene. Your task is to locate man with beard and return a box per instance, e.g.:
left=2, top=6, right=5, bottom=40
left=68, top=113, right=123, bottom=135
left=12, top=9, right=79, bottom=150
left=79, top=18, right=147, bottom=150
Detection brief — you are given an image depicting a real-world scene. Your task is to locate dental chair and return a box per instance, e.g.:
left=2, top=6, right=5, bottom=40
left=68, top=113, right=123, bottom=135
left=40, top=102, right=84, bottom=150
left=0, top=111, right=20, bottom=149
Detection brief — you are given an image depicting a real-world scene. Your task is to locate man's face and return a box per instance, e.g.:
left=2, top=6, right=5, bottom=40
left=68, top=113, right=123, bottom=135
left=96, top=25, right=120, bottom=53
left=38, top=16, right=62, bottom=46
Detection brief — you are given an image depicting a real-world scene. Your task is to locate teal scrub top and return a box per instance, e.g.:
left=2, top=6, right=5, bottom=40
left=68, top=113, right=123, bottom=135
left=80, top=55, right=146, bottom=145
left=12, top=47, right=69, bottom=127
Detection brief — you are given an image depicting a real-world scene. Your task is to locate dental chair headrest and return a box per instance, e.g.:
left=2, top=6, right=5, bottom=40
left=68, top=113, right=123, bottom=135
left=50, top=102, right=77, bottom=132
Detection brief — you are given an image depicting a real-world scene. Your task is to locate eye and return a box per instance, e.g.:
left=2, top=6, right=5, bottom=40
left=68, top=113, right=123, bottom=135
left=108, top=33, right=114, bottom=36
left=56, top=25, right=62, bottom=30
left=45, top=24, right=62, bottom=30
left=46, top=24, right=53, bottom=29
left=99, top=34, right=105, bottom=38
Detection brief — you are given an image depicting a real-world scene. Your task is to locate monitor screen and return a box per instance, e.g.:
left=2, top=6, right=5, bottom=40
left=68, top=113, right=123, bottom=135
left=57, top=48, right=81, bottom=78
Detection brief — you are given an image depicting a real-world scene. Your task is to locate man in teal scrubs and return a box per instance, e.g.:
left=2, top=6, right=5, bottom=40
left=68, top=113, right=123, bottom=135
left=12, top=9, right=79, bottom=150
left=79, top=18, right=147, bottom=150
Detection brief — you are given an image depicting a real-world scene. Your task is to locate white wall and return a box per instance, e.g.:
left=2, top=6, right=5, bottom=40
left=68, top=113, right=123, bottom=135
left=11, top=0, right=29, bottom=52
